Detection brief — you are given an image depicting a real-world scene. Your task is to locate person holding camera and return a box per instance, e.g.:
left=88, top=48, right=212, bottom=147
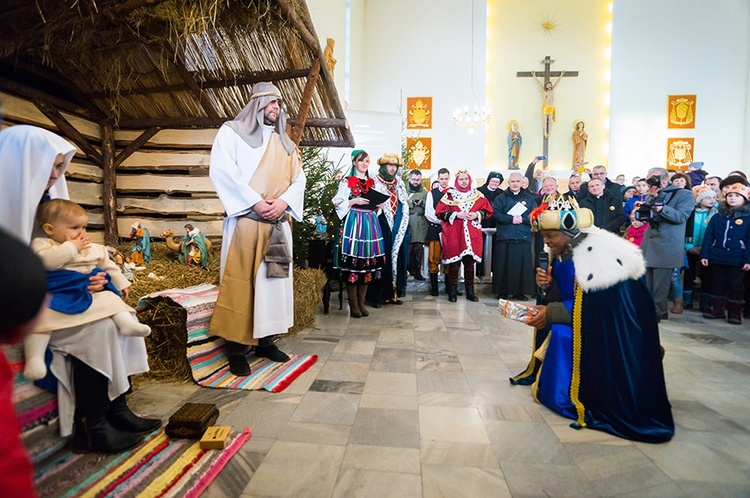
left=637, top=168, right=695, bottom=320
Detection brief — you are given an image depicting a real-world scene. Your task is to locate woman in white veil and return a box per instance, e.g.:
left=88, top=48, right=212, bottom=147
left=0, top=125, right=159, bottom=453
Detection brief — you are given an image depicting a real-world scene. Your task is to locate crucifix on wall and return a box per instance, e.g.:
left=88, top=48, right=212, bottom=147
left=517, top=56, right=578, bottom=169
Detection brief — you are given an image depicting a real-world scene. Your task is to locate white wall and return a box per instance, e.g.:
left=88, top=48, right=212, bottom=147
left=610, top=0, right=750, bottom=178
left=485, top=0, right=611, bottom=175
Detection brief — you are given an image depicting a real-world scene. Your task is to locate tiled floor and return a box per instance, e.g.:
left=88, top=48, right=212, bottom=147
left=129, top=282, right=750, bottom=497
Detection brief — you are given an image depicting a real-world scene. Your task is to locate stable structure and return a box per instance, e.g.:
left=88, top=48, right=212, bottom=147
left=0, top=0, right=353, bottom=244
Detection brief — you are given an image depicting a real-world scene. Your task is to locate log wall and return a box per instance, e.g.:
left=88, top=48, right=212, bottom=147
left=1, top=91, right=224, bottom=244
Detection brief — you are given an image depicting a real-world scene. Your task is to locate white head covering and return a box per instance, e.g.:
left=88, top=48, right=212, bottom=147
left=225, top=82, right=296, bottom=155
left=0, top=125, right=76, bottom=242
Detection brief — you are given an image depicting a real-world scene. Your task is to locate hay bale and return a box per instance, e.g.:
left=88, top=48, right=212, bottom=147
left=132, top=242, right=324, bottom=380
left=290, top=268, right=327, bottom=335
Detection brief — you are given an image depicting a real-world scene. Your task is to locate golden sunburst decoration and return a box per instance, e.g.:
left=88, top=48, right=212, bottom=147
left=538, top=10, right=561, bottom=36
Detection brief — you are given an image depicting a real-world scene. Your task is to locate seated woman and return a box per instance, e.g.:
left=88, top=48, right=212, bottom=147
left=0, top=125, right=160, bottom=453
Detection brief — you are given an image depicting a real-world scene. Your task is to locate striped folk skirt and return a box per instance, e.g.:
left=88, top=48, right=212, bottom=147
left=334, top=208, right=386, bottom=282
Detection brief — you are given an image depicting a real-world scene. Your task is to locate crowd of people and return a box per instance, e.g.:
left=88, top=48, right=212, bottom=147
left=341, top=155, right=750, bottom=329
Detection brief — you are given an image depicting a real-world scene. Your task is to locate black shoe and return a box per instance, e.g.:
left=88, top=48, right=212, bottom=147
left=255, top=345, right=291, bottom=363
left=466, top=285, right=479, bottom=302
left=415, top=274, right=426, bottom=281
left=228, top=354, right=251, bottom=376
left=430, top=274, right=439, bottom=296
left=72, top=416, right=144, bottom=453
left=513, top=294, right=528, bottom=301
left=107, top=395, right=162, bottom=434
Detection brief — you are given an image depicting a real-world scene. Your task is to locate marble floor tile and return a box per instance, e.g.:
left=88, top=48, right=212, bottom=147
left=341, top=444, right=421, bottom=474
left=419, top=405, right=490, bottom=444
left=421, top=464, right=511, bottom=498
left=332, top=468, right=422, bottom=498
left=359, top=393, right=418, bottom=411
left=315, top=360, right=370, bottom=383
left=289, top=391, right=360, bottom=425
left=276, top=421, right=352, bottom=446
left=241, top=441, right=345, bottom=497
left=416, top=370, right=471, bottom=394
left=363, top=371, right=418, bottom=396
left=485, top=420, right=572, bottom=464
left=420, top=440, right=500, bottom=468
left=500, top=461, right=599, bottom=497
left=349, top=407, right=420, bottom=448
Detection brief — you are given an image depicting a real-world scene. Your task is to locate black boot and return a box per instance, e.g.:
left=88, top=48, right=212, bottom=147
left=448, top=285, right=457, bottom=302
left=466, top=284, right=479, bottom=302
left=255, top=336, right=290, bottom=363
left=429, top=273, right=439, bottom=296
left=71, top=358, right=144, bottom=453
left=107, top=394, right=162, bottom=434
left=226, top=341, right=251, bottom=376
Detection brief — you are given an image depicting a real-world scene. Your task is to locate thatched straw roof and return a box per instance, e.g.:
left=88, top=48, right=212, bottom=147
left=0, top=0, right=354, bottom=147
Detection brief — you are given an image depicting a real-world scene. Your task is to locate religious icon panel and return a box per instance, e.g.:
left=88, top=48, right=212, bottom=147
left=406, top=97, right=432, bottom=129
left=667, top=138, right=694, bottom=171
left=406, top=137, right=432, bottom=170
left=667, top=94, right=696, bottom=129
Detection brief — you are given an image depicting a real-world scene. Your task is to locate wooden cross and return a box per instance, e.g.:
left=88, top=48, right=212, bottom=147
left=517, top=56, right=578, bottom=169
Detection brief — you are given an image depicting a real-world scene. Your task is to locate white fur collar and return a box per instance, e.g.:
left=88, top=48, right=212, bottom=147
left=570, top=226, right=646, bottom=292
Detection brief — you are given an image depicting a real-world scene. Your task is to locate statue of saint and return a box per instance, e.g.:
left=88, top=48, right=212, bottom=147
left=507, top=120, right=522, bottom=170
left=571, top=120, right=588, bottom=170
left=531, top=70, right=564, bottom=138
left=324, top=38, right=337, bottom=76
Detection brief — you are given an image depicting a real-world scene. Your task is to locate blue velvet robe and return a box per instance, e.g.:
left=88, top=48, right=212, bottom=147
left=537, top=259, right=674, bottom=443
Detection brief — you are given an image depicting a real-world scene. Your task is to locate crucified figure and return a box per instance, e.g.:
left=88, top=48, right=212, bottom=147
left=532, top=69, right=564, bottom=138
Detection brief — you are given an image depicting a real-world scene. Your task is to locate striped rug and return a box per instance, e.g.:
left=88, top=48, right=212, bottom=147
left=138, top=283, right=317, bottom=392
left=33, top=427, right=251, bottom=498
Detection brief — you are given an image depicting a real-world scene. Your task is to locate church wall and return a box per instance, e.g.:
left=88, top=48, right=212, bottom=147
left=485, top=0, right=612, bottom=177
left=310, top=0, right=488, bottom=181
left=610, top=0, right=750, bottom=178
left=306, top=0, right=348, bottom=103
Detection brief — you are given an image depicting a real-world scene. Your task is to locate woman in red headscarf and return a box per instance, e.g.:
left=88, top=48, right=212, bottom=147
left=435, top=171, right=493, bottom=302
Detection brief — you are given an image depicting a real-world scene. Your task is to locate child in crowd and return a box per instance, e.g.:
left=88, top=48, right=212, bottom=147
left=684, top=185, right=718, bottom=311
left=624, top=218, right=648, bottom=247
left=701, top=184, right=750, bottom=324
left=624, top=178, right=649, bottom=220
left=24, top=199, right=150, bottom=380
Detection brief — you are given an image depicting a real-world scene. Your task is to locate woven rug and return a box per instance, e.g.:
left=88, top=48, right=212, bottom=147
left=137, top=283, right=317, bottom=392
left=33, top=427, right=251, bottom=498
left=3, top=344, right=66, bottom=465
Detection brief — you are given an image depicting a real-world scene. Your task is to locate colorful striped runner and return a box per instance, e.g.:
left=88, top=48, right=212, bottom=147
left=33, top=427, right=251, bottom=498
left=138, top=284, right=317, bottom=392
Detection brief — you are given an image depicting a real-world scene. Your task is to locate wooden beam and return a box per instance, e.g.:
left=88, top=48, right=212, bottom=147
left=114, top=127, right=161, bottom=168
left=276, top=0, right=321, bottom=53
left=116, top=116, right=347, bottom=129
left=300, top=139, right=355, bottom=148
left=0, top=75, right=103, bottom=122
left=101, top=123, right=118, bottom=245
left=117, top=194, right=224, bottom=216
left=290, top=59, right=321, bottom=145
left=84, top=68, right=311, bottom=99
left=32, top=98, right=103, bottom=165
left=117, top=174, right=216, bottom=194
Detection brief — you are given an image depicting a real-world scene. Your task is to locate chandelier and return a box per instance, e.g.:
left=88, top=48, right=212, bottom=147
left=452, top=0, right=490, bottom=133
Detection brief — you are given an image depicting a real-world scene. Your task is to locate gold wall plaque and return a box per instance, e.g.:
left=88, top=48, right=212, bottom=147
left=667, top=138, right=694, bottom=171
left=667, top=94, right=696, bottom=129
left=407, top=97, right=432, bottom=129
left=406, top=137, right=432, bottom=170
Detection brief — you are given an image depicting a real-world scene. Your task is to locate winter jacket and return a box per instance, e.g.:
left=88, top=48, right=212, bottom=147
left=700, top=203, right=750, bottom=267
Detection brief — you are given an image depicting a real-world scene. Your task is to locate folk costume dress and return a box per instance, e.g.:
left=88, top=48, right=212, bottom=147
left=333, top=173, right=386, bottom=283
left=532, top=225, right=674, bottom=443
left=367, top=162, right=409, bottom=303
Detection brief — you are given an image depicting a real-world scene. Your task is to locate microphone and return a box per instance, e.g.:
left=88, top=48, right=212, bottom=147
left=538, top=252, right=549, bottom=293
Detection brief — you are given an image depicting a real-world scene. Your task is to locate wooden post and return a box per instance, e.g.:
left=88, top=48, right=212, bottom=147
left=101, top=122, right=118, bottom=245
left=290, top=59, right=321, bottom=145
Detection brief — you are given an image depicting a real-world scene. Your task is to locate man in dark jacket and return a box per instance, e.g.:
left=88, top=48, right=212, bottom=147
left=639, top=168, right=695, bottom=320
left=579, top=165, right=624, bottom=202
left=579, top=178, right=626, bottom=234
left=491, top=172, right=537, bottom=300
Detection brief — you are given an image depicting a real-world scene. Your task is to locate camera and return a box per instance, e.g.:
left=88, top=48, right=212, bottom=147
left=634, top=199, right=663, bottom=221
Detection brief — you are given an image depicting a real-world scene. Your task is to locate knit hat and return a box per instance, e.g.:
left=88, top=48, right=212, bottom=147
left=719, top=175, right=748, bottom=190
left=692, top=184, right=716, bottom=204
left=688, top=161, right=704, bottom=170
left=725, top=183, right=750, bottom=200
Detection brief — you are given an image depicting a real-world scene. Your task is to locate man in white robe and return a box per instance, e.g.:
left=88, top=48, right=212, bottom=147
left=209, top=82, right=306, bottom=376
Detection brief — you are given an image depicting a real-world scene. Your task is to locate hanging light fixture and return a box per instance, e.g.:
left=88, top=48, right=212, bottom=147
left=453, top=0, right=490, bottom=133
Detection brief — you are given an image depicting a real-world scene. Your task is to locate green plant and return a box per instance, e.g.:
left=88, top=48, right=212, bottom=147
left=292, top=147, right=347, bottom=266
